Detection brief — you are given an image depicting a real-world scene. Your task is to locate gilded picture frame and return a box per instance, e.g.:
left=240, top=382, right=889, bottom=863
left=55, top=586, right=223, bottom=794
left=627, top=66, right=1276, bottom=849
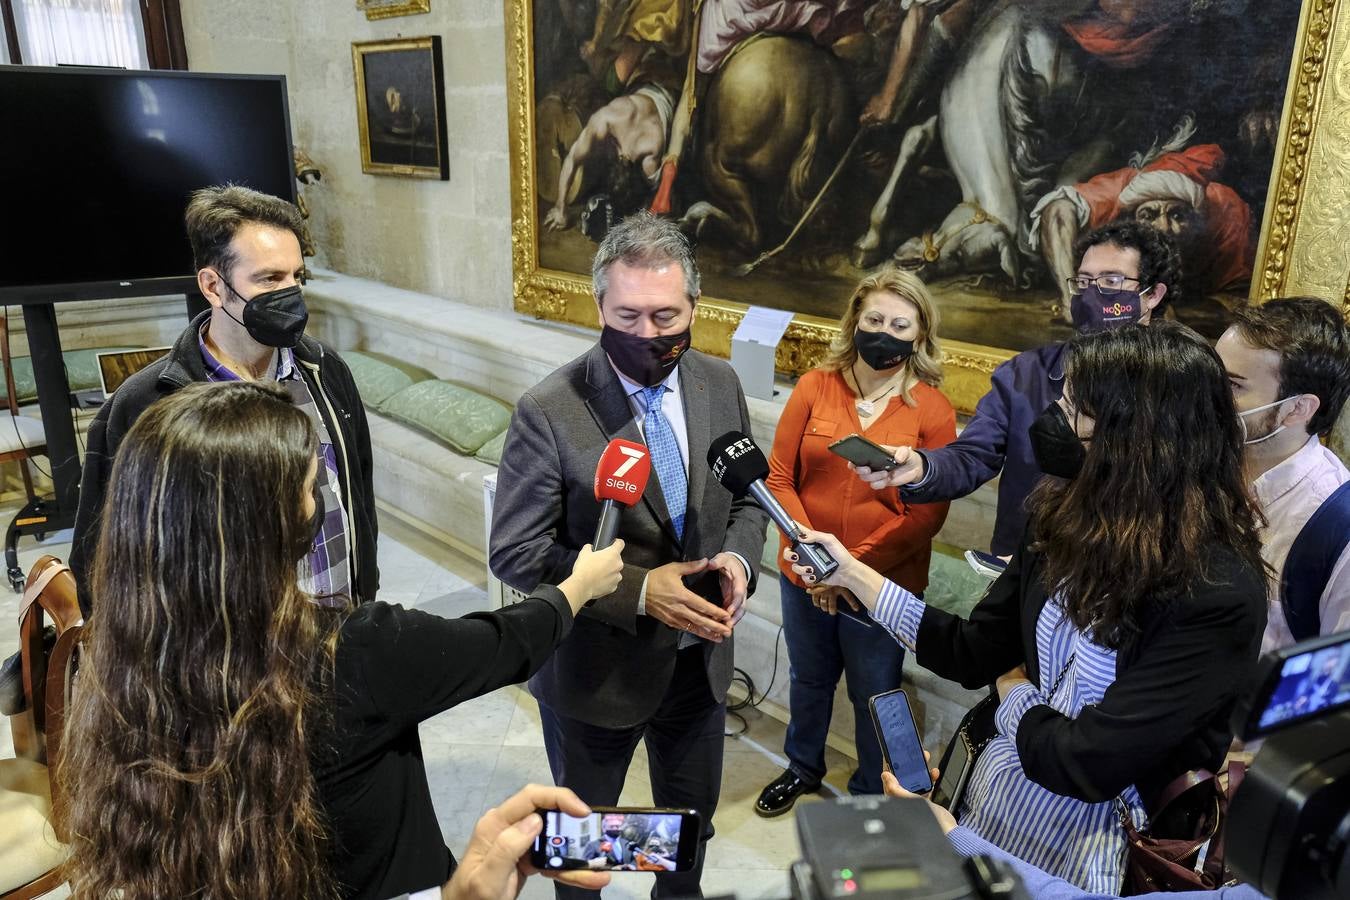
left=506, top=0, right=1350, bottom=413
left=356, top=0, right=431, bottom=21
left=353, top=36, right=449, bottom=180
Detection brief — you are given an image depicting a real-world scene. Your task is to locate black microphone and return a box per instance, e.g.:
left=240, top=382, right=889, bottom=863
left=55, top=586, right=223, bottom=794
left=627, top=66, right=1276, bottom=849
left=707, top=431, right=840, bottom=581
left=592, top=438, right=653, bottom=550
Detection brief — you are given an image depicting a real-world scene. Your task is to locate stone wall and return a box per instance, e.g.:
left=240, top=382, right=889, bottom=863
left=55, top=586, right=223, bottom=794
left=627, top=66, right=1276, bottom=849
left=179, top=0, right=513, bottom=311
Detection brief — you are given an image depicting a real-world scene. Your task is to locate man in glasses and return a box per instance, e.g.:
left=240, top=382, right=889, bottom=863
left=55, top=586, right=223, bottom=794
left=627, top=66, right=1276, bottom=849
left=852, top=221, right=1178, bottom=559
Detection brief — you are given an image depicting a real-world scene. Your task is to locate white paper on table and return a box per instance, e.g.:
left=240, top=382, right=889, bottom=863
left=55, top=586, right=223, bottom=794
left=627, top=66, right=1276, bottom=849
left=732, top=306, right=795, bottom=346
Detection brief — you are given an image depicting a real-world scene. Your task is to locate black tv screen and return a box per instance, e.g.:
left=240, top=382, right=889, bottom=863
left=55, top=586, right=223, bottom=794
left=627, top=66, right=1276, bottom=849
left=0, top=66, right=295, bottom=303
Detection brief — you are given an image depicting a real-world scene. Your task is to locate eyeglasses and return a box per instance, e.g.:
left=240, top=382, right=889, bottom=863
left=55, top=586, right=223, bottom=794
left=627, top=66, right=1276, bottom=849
left=1066, top=274, right=1142, bottom=295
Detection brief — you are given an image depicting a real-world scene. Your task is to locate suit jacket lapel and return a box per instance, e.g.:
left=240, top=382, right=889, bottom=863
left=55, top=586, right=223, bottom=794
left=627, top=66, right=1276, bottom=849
left=680, top=354, right=710, bottom=549
left=582, top=344, right=681, bottom=547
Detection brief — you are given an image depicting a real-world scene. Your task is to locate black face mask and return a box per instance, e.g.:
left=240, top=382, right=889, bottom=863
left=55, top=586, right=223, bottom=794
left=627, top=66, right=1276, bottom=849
left=1070, top=285, right=1147, bottom=334
left=600, top=325, right=691, bottom=387
left=218, top=276, right=309, bottom=348
left=854, top=328, right=914, bottom=370
left=1029, top=402, right=1086, bottom=479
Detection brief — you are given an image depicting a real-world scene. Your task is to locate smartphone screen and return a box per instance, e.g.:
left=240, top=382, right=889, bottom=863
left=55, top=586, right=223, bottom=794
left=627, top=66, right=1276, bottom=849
left=532, top=808, right=700, bottom=872
left=1243, top=633, right=1350, bottom=738
left=869, top=689, right=933, bottom=795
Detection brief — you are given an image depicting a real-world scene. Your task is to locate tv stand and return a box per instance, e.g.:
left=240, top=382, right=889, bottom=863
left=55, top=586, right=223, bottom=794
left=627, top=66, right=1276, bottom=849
left=5, top=302, right=82, bottom=592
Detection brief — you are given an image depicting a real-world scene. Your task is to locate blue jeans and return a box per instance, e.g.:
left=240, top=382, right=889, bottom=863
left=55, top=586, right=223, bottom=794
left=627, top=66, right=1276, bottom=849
left=780, top=574, right=907, bottom=795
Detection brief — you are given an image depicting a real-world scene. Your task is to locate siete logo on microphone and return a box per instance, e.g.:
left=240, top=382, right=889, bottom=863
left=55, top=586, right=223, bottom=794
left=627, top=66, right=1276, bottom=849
left=605, top=446, right=646, bottom=494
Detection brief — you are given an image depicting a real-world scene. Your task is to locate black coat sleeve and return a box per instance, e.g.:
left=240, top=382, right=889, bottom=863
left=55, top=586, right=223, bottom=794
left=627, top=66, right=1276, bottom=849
left=913, top=538, right=1031, bottom=689
left=1012, top=562, right=1265, bottom=803
left=69, top=397, right=125, bottom=617
left=340, top=587, right=575, bottom=727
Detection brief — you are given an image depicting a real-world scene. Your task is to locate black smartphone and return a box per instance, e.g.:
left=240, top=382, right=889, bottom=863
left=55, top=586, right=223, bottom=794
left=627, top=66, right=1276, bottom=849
left=1233, top=630, right=1350, bottom=741
left=868, top=688, right=933, bottom=795
left=531, top=807, right=701, bottom=873
left=929, top=735, right=972, bottom=811
left=964, top=550, right=1009, bottom=578
left=827, top=434, right=899, bottom=471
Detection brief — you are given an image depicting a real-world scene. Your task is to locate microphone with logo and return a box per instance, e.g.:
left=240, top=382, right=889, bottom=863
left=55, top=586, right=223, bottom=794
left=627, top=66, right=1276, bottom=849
left=593, top=438, right=653, bottom=550
left=706, top=431, right=839, bottom=581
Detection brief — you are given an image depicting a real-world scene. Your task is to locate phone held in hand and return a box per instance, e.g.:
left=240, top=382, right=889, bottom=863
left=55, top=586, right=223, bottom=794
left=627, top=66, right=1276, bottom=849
left=868, top=689, right=934, bottom=795
left=531, top=807, right=702, bottom=873
left=827, top=434, right=899, bottom=471
left=964, top=550, right=1009, bottom=579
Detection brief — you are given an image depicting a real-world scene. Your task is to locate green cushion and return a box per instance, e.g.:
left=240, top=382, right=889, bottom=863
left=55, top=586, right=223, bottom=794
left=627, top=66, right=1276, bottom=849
left=924, top=548, right=993, bottom=620
left=349, top=349, right=435, bottom=385
left=344, top=351, right=416, bottom=410
left=380, top=380, right=512, bottom=456
left=474, top=429, right=507, bottom=466
left=11, top=347, right=143, bottom=404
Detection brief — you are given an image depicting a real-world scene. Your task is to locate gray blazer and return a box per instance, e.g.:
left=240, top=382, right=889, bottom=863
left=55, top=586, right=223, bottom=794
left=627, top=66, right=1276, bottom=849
left=489, top=344, right=769, bottom=727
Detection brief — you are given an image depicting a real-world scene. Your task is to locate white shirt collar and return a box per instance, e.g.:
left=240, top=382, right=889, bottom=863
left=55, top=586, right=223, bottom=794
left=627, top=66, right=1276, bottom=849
left=1252, top=434, right=1330, bottom=508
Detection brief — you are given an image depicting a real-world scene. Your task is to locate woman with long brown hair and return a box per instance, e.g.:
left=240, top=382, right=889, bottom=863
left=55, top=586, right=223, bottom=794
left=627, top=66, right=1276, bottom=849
left=785, top=322, right=1267, bottom=893
left=755, top=266, right=955, bottom=816
left=56, top=381, right=625, bottom=900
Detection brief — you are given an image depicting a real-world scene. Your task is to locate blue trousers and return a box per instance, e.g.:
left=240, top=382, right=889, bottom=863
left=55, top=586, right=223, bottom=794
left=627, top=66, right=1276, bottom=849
left=780, top=574, right=907, bottom=794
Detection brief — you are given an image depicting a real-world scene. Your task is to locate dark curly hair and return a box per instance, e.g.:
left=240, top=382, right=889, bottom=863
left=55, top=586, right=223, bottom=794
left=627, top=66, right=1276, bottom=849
left=1074, top=219, right=1183, bottom=312
left=1232, top=297, right=1350, bottom=437
left=1028, top=321, right=1266, bottom=647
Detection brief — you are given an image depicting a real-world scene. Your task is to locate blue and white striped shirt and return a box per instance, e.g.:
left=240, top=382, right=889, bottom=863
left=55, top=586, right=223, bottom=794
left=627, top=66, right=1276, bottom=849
left=873, top=581, right=1146, bottom=894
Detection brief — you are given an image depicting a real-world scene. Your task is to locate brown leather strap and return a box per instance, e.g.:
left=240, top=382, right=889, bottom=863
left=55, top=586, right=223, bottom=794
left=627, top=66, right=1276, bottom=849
left=1153, top=769, right=1216, bottom=817
left=19, top=559, right=79, bottom=629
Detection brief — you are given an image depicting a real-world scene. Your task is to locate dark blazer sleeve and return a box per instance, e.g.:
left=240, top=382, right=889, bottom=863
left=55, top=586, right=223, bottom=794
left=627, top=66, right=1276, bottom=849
left=902, top=358, right=1015, bottom=505
left=913, top=537, right=1031, bottom=689
left=1012, top=562, right=1264, bottom=803
left=489, top=392, right=585, bottom=587
left=342, top=587, right=575, bottom=726
left=329, top=351, right=380, bottom=600
left=69, top=397, right=125, bottom=616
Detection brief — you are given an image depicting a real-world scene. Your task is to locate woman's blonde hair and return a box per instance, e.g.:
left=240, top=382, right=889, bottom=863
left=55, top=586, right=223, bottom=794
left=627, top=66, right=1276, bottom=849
left=821, top=266, right=944, bottom=406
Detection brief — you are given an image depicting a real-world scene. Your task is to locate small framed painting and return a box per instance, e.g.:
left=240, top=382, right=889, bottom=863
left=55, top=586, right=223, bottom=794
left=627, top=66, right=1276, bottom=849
left=352, top=36, right=449, bottom=180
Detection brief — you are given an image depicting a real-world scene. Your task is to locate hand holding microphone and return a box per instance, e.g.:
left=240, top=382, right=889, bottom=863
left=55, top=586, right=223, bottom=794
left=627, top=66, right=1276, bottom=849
left=706, top=431, right=841, bottom=581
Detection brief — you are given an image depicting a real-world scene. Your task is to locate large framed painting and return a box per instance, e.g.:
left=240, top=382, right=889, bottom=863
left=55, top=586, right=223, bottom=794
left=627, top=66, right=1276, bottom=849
left=507, top=0, right=1350, bottom=412
left=353, top=36, right=449, bottom=179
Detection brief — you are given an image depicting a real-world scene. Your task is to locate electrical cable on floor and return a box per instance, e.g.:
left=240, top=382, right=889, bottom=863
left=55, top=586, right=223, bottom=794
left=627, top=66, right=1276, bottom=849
left=725, top=623, right=784, bottom=738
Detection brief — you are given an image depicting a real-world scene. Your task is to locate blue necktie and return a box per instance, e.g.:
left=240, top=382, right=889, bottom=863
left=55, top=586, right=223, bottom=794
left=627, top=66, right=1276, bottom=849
left=641, top=385, right=687, bottom=539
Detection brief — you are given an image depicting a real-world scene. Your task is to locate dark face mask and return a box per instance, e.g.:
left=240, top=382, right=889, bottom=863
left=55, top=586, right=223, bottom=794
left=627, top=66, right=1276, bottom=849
left=1070, top=285, right=1147, bottom=334
left=854, top=328, right=914, bottom=370
left=600, top=324, right=691, bottom=387
left=218, top=275, right=309, bottom=348
left=1029, top=402, right=1087, bottom=479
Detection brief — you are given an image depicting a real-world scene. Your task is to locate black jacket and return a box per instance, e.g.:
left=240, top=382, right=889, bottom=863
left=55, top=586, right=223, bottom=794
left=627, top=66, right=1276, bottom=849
left=69, top=312, right=379, bottom=615
left=319, top=590, right=574, bottom=899
left=915, top=536, right=1265, bottom=811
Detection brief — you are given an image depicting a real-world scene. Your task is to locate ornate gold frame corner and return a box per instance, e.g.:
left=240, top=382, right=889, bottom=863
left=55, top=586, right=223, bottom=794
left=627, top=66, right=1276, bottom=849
left=357, top=0, right=430, bottom=21
left=507, top=0, right=1350, bottom=413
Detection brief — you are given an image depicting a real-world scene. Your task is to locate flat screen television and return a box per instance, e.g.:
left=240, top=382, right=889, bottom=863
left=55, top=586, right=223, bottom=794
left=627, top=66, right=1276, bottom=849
left=0, top=66, right=295, bottom=304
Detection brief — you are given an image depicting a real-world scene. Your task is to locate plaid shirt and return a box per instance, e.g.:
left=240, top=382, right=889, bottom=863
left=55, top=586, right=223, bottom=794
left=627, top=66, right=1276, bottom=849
left=199, top=327, right=352, bottom=604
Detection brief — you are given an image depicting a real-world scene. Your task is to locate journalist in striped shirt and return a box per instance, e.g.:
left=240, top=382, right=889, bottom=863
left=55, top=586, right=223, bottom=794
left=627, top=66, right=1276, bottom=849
left=787, top=323, right=1268, bottom=893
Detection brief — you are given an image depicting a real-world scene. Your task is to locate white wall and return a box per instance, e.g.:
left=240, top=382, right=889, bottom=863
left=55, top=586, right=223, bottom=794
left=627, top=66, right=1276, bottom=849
left=179, top=0, right=514, bottom=311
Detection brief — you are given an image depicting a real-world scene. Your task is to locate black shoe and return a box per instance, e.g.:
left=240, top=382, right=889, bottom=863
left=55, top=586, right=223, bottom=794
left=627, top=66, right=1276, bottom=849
left=755, top=769, right=819, bottom=818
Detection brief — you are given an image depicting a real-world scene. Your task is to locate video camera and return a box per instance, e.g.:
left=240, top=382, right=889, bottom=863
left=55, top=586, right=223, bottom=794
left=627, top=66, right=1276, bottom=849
left=788, top=794, right=1027, bottom=900
left=1227, top=629, right=1350, bottom=899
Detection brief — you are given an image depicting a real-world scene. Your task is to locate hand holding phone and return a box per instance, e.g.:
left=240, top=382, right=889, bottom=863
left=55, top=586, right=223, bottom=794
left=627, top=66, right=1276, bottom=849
left=828, top=434, right=900, bottom=471
left=869, top=689, right=933, bottom=795
left=532, top=807, right=701, bottom=873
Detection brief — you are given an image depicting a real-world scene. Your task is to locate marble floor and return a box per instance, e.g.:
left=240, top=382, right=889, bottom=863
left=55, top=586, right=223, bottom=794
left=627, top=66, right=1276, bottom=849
left=1, top=509, right=859, bottom=900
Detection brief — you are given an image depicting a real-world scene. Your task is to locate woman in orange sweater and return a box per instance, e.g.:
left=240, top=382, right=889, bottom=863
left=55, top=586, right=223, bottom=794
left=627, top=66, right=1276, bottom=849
left=755, top=267, right=956, bottom=816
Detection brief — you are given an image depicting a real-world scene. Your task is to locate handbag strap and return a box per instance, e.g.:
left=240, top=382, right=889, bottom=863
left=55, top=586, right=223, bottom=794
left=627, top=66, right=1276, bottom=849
left=18, top=560, right=76, bottom=628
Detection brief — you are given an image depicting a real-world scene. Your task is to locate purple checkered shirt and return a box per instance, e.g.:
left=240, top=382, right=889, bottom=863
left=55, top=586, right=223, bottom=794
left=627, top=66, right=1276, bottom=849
left=199, top=327, right=352, bottom=605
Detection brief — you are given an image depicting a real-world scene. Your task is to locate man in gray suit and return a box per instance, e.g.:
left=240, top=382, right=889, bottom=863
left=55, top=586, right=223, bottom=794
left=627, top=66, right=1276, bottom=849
left=490, top=212, right=768, bottom=899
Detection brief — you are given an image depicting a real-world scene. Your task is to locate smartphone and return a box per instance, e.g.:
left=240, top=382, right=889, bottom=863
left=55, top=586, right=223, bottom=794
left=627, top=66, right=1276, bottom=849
left=964, top=550, right=1009, bottom=578
left=531, top=807, right=701, bottom=873
left=827, top=434, right=899, bottom=471
left=929, top=735, right=972, bottom=811
left=1232, top=630, right=1350, bottom=741
left=868, top=689, right=933, bottom=795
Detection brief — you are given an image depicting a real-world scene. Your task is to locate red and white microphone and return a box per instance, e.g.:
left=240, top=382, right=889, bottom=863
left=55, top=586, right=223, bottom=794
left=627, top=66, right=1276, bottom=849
left=592, top=438, right=652, bottom=550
